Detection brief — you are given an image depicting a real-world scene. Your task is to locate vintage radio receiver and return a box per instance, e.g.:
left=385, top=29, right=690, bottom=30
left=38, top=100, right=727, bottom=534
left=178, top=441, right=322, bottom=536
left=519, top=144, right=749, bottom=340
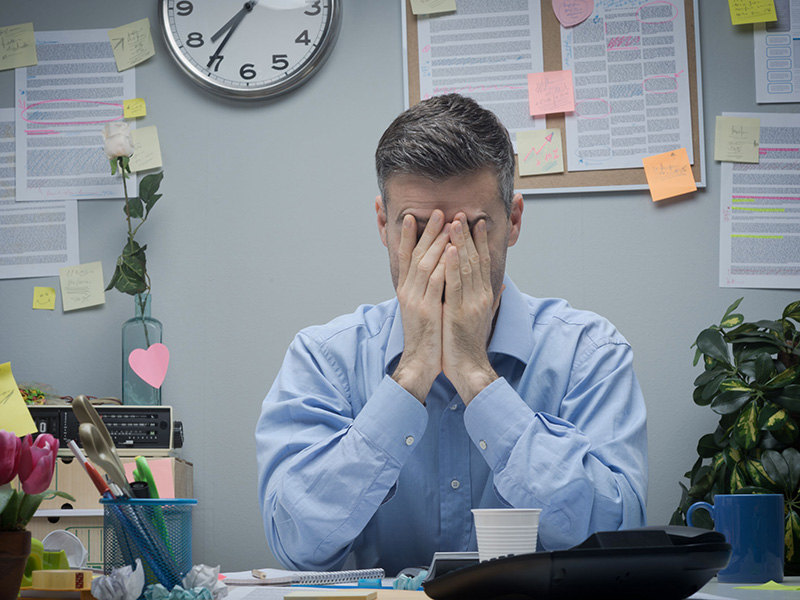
left=29, top=405, right=183, bottom=457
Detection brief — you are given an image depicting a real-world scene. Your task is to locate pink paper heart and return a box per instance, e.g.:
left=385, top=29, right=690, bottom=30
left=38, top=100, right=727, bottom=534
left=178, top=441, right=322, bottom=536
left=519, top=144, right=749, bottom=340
left=552, top=0, right=593, bottom=28
left=128, top=343, right=170, bottom=388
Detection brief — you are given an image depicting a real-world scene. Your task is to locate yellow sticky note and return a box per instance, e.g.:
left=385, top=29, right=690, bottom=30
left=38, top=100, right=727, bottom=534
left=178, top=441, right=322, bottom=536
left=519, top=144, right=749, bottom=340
left=124, top=98, right=146, bottom=119
left=59, top=261, right=106, bottom=312
left=527, top=71, right=575, bottom=115
left=33, top=286, right=56, bottom=310
left=517, top=129, right=564, bottom=176
left=129, top=126, right=163, bottom=172
left=410, top=0, right=457, bottom=15
left=108, top=18, right=155, bottom=71
left=0, top=22, right=37, bottom=71
left=728, top=0, right=777, bottom=25
left=642, top=147, right=697, bottom=202
left=715, top=116, right=760, bottom=163
left=0, top=363, right=37, bottom=436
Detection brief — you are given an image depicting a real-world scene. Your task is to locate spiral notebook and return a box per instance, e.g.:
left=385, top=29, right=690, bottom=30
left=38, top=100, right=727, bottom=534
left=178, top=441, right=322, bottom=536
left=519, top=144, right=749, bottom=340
left=223, top=567, right=385, bottom=586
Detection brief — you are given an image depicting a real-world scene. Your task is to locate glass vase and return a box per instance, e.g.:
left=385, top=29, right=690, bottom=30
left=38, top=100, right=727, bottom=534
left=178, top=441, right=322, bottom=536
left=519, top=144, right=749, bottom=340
left=122, top=292, right=162, bottom=405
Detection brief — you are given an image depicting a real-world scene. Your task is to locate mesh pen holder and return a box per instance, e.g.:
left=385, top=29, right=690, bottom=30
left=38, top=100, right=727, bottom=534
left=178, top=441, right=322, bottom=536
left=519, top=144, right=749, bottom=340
left=101, top=498, right=197, bottom=589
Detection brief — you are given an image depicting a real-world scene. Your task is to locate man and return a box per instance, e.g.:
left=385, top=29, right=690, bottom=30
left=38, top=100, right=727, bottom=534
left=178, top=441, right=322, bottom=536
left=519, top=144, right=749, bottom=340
left=256, top=94, right=647, bottom=575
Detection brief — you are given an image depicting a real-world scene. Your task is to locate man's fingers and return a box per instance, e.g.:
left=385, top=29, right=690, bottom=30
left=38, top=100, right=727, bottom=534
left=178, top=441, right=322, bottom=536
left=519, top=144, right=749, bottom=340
left=473, top=219, right=492, bottom=293
left=444, top=244, right=461, bottom=303
left=397, top=214, right=416, bottom=286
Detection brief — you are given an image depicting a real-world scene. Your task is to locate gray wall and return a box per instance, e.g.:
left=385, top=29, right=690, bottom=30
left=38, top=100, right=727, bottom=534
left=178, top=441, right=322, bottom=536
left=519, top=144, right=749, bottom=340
left=1, top=1, right=797, bottom=572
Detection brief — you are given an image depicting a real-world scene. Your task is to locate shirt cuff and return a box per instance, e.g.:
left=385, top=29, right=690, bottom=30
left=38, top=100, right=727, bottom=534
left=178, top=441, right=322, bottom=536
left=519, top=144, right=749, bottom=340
left=463, top=377, right=535, bottom=470
left=352, top=375, right=429, bottom=465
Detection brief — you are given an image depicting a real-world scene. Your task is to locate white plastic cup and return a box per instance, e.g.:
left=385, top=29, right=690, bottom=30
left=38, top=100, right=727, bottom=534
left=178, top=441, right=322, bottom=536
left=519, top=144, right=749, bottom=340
left=472, top=508, right=541, bottom=561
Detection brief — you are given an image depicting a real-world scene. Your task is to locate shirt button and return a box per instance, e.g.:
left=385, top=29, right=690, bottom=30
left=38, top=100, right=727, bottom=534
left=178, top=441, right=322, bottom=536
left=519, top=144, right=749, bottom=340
left=479, top=440, right=487, bottom=450
left=451, top=479, right=460, bottom=490
left=450, top=404, right=458, bottom=411
left=405, top=436, right=415, bottom=446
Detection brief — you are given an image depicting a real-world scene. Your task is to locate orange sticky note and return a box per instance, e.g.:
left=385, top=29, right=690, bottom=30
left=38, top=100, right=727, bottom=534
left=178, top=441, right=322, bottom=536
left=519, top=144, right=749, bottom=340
left=527, top=71, right=575, bottom=115
left=642, top=148, right=697, bottom=202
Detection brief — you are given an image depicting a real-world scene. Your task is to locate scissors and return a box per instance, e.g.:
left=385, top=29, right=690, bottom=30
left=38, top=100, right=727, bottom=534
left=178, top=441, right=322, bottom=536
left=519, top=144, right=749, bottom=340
left=73, top=395, right=133, bottom=496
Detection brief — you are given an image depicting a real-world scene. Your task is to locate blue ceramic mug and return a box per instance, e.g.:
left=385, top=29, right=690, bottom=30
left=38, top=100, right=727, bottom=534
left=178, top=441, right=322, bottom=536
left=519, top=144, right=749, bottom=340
left=687, top=493, right=784, bottom=583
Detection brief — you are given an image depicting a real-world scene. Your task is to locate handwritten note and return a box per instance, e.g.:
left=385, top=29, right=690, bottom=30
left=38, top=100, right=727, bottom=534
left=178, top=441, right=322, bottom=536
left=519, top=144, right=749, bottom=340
left=130, top=126, right=163, bottom=172
left=728, top=0, right=777, bottom=25
left=410, top=0, right=457, bottom=15
left=0, top=22, right=37, bottom=71
left=552, top=0, right=593, bottom=28
left=0, top=362, right=37, bottom=436
left=33, top=286, right=56, bottom=310
left=642, top=147, right=697, bottom=202
left=527, top=71, right=575, bottom=115
left=109, top=18, right=155, bottom=71
left=715, top=116, right=760, bottom=163
left=517, top=129, right=565, bottom=176
left=124, top=98, right=147, bottom=119
left=59, top=261, right=105, bottom=311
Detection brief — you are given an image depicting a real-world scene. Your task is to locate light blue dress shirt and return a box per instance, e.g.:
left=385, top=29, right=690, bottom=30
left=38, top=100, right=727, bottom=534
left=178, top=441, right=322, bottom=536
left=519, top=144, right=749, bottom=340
left=256, top=277, right=648, bottom=575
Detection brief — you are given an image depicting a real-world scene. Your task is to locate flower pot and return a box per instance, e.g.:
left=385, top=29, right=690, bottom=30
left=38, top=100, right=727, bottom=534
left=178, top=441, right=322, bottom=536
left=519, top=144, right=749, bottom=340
left=0, top=530, right=31, bottom=600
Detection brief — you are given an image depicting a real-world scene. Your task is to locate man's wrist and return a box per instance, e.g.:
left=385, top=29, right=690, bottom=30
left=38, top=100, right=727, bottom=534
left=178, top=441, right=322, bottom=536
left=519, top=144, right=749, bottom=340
left=392, top=361, right=435, bottom=404
left=455, top=364, right=498, bottom=406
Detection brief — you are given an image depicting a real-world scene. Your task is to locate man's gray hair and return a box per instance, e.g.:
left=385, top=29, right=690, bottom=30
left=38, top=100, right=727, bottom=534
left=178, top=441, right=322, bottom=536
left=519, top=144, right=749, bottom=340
left=375, top=94, right=516, bottom=215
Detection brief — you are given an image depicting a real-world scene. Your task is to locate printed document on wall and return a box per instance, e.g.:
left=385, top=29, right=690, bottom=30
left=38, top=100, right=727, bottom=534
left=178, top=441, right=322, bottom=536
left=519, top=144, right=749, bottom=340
left=719, top=112, right=800, bottom=289
left=14, top=28, right=135, bottom=201
left=0, top=108, right=79, bottom=279
left=754, top=0, right=800, bottom=104
left=414, top=0, right=545, bottom=140
left=561, top=0, right=693, bottom=171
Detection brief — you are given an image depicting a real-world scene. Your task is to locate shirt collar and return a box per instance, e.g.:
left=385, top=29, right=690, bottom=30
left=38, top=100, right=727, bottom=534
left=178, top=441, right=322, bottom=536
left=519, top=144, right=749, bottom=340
left=383, top=275, right=534, bottom=374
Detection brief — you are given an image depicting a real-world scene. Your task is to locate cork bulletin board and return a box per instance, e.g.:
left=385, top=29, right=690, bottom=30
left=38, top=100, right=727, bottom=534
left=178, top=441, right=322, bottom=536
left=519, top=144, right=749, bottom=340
left=403, top=0, right=704, bottom=195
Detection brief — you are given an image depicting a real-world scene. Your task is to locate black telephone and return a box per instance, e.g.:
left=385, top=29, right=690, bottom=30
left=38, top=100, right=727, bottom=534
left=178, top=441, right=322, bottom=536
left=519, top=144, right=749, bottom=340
left=422, top=526, right=731, bottom=600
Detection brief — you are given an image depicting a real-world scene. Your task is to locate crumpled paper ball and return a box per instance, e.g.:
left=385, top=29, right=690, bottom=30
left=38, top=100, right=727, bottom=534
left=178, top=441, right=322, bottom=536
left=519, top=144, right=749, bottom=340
left=182, top=564, right=228, bottom=599
left=144, top=584, right=213, bottom=600
left=92, top=558, right=145, bottom=600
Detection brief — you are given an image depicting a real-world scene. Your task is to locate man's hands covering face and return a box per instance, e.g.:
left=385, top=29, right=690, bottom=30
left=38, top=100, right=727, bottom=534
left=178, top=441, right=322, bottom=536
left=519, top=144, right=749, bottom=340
left=392, top=210, right=500, bottom=405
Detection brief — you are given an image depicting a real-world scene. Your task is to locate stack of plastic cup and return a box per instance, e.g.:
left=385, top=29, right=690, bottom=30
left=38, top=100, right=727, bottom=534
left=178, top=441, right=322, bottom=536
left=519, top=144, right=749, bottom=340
left=471, top=508, right=541, bottom=562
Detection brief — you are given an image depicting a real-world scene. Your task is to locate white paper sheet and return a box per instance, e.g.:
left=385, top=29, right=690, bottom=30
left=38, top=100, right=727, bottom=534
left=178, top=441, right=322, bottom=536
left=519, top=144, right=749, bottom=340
left=14, top=28, right=136, bottom=201
left=412, top=0, right=544, bottom=140
left=0, top=108, right=79, bottom=280
left=719, top=112, right=800, bottom=289
left=754, top=0, right=800, bottom=104
left=561, top=0, right=694, bottom=171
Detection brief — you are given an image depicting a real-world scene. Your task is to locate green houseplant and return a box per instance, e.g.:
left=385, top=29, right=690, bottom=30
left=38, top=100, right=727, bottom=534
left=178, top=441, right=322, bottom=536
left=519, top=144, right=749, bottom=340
left=671, top=298, right=800, bottom=573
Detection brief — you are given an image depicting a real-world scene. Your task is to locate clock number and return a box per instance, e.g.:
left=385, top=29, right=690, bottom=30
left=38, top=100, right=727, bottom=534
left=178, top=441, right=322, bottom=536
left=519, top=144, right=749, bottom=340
left=272, top=55, right=289, bottom=71
left=240, top=64, right=257, bottom=80
left=208, top=55, right=223, bottom=71
left=186, top=32, right=204, bottom=48
left=295, top=30, right=311, bottom=46
left=304, top=1, right=321, bottom=16
left=175, top=0, right=193, bottom=16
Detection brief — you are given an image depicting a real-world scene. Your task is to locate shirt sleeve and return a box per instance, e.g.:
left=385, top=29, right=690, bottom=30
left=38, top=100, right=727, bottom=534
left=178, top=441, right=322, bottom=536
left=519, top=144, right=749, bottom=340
left=256, top=332, right=428, bottom=571
left=463, top=339, right=648, bottom=550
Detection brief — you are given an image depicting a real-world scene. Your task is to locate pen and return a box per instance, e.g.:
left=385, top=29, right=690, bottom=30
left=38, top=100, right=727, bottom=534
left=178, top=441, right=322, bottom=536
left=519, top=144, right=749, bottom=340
left=67, top=439, right=115, bottom=499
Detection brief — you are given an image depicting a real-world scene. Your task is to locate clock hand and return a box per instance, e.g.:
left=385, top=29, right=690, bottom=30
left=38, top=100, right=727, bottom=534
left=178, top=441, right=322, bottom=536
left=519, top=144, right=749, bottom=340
left=210, top=0, right=259, bottom=43
left=207, top=0, right=259, bottom=69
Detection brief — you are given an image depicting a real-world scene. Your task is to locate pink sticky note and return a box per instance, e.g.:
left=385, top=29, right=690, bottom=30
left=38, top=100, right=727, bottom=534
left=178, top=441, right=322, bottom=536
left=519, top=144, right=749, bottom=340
left=552, top=0, right=594, bottom=27
left=128, top=342, right=169, bottom=388
left=527, top=71, right=575, bottom=115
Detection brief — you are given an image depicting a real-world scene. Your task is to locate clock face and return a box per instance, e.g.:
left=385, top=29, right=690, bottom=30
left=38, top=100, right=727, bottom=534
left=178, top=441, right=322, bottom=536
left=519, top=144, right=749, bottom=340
left=159, top=0, right=341, bottom=99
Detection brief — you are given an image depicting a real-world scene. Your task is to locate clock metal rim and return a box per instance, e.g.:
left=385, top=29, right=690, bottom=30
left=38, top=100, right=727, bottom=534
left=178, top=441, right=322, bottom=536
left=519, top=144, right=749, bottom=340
left=158, top=0, right=342, bottom=100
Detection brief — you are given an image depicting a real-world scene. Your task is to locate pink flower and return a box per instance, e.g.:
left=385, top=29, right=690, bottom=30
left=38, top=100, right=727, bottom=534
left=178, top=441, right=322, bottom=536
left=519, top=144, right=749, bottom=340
left=17, top=434, right=59, bottom=495
left=0, top=430, right=21, bottom=486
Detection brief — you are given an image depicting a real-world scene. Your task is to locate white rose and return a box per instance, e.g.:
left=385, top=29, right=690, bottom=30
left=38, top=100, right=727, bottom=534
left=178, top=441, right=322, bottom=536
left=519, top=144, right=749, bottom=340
left=102, top=122, right=134, bottom=159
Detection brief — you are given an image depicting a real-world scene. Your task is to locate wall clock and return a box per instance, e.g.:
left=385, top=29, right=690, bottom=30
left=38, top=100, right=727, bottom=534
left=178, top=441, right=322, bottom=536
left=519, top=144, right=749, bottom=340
left=159, top=0, right=342, bottom=100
